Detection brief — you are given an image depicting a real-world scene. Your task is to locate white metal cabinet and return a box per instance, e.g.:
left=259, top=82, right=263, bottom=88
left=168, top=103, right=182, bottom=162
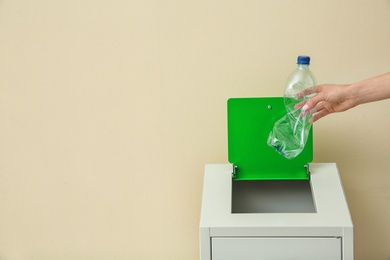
left=199, top=164, right=354, bottom=260
left=212, top=237, right=341, bottom=260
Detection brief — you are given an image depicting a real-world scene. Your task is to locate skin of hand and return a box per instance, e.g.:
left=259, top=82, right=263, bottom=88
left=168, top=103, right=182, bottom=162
left=294, top=84, right=357, bottom=123
left=295, top=72, right=390, bottom=123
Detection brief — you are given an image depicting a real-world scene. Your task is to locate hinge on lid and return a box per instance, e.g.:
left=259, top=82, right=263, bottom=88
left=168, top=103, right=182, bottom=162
left=232, top=164, right=238, bottom=180
left=304, top=164, right=310, bottom=178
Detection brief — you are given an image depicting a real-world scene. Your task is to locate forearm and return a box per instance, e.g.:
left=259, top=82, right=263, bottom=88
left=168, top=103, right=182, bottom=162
left=351, top=72, right=390, bottom=106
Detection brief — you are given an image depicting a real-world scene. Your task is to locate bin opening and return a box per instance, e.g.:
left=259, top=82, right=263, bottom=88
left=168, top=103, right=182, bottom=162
left=232, top=180, right=316, bottom=213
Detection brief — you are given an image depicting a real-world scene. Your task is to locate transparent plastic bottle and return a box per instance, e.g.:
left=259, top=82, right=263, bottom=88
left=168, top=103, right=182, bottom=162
left=267, top=56, right=317, bottom=159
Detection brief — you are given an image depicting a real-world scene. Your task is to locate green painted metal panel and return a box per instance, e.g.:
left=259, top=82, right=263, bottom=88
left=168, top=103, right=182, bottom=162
left=227, top=97, right=313, bottom=180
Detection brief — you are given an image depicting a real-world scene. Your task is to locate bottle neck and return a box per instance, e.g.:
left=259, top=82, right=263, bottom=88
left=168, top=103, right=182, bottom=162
left=297, top=64, right=309, bottom=68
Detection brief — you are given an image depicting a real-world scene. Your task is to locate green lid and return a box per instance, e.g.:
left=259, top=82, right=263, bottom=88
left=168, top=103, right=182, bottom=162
left=227, top=97, right=313, bottom=180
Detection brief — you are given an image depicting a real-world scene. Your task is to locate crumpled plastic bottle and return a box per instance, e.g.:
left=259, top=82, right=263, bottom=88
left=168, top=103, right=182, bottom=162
left=267, top=56, right=316, bottom=159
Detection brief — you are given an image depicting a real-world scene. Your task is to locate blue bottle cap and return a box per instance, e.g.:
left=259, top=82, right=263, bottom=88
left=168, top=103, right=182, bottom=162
left=297, top=56, right=310, bottom=65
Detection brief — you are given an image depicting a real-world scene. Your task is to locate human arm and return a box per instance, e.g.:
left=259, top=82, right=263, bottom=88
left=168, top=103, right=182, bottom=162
left=295, top=72, right=390, bottom=122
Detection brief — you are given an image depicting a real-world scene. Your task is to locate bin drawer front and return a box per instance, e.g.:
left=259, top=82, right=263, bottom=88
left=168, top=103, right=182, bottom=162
left=212, top=237, right=341, bottom=260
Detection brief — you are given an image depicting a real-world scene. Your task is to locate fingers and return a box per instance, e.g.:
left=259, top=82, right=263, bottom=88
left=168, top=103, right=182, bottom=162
left=294, top=100, right=306, bottom=110
left=306, top=102, right=333, bottom=122
left=296, top=85, right=324, bottom=99
left=299, top=103, right=317, bottom=117
left=299, top=101, right=326, bottom=122
left=302, top=93, right=326, bottom=112
left=296, top=85, right=328, bottom=111
left=294, top=84, right=336, bottom=122
left=310, top=109, right=330, bottom=123
left=313, top=101, right=326, bottom=112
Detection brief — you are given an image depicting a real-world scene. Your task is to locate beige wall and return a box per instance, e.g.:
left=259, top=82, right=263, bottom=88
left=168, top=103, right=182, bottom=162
left=0, top=1, right=389, bottom=259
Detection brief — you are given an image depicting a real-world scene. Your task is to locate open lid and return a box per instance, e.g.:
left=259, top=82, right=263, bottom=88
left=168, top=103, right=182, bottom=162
left=227, top=97, right=313, bottom=180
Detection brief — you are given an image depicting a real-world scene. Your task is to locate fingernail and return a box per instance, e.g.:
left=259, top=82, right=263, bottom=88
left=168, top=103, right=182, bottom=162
left=302, top=104, right=309, bottom=111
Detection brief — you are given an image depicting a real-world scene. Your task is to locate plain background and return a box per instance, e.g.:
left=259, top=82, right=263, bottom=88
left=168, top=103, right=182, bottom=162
left=1, top=1, right=390, bottom=259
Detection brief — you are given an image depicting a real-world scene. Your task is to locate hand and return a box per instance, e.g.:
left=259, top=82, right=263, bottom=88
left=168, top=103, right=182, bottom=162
left=295, top=84, right=357, bottom=123
left=294, top=72, right=390, bottom=122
